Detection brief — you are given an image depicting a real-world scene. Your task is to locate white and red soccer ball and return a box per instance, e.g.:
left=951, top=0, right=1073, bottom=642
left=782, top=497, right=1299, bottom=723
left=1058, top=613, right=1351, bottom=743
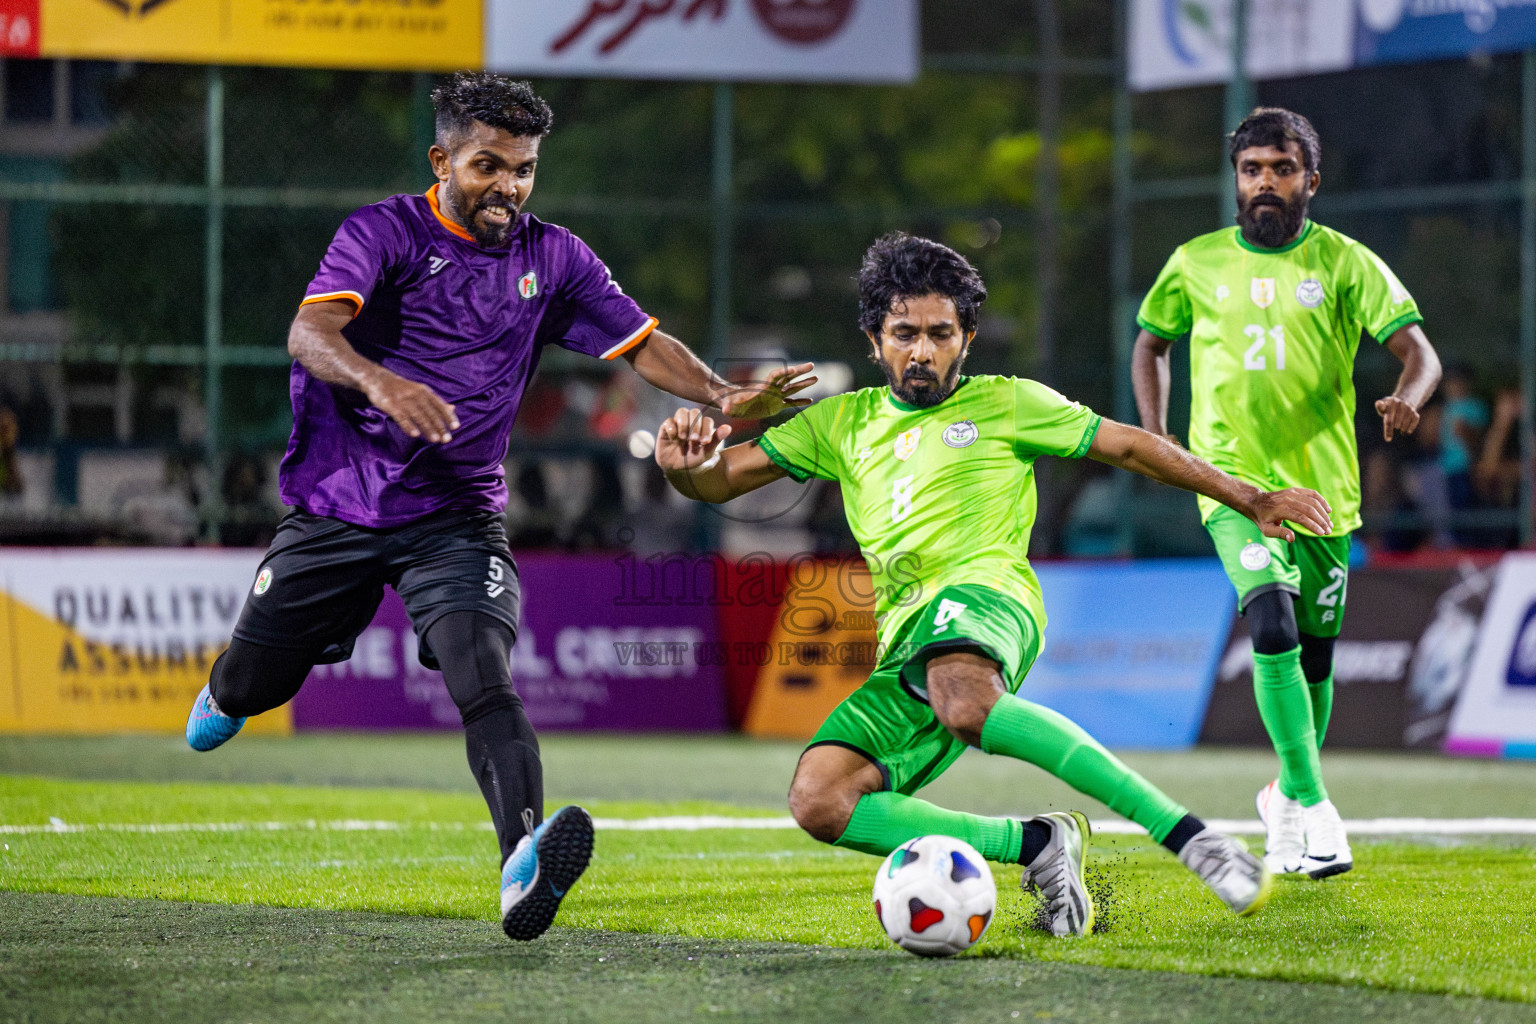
left=872, top=835, right=997, bottom=957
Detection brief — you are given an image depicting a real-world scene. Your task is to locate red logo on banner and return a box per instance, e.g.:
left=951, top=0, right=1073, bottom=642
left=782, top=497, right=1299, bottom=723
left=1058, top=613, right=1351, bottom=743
left=0, top=0, right=39, bottom=57
left=750, top=0, right=855, bottom=45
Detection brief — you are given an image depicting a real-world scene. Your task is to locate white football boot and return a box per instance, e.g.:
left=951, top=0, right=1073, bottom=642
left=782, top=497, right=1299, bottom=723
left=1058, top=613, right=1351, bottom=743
left=1255, top=780, right=1306, bottom=876
left=1299, top=798, right=1353, bottom=879
left=1177, top=828, right=1272, bottom=916
left=1020, top=811, right=1095, bottom=937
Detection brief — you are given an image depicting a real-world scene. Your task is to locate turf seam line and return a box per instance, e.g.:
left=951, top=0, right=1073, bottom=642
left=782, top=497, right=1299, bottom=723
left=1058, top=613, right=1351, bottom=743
left=5, top=816, right=1536, bottom=835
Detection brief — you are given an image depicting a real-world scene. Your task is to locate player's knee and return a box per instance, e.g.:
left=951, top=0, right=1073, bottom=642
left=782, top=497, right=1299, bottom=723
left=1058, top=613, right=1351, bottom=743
left=930, top=695, right=991, bottom=746
left=1299, top=634, right=1336, bottom=683
left=210, top=639, right=313, bottom=718
left=787, top=776, right=856, bottom=844
left=1245, top=590, right=1300, bottom=654
left=927, top=656, right=1004, bottom=746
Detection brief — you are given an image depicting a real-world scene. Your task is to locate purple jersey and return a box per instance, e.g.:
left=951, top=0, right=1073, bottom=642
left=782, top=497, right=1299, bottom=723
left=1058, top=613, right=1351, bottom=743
left=281, top=185, right=657, bottom=527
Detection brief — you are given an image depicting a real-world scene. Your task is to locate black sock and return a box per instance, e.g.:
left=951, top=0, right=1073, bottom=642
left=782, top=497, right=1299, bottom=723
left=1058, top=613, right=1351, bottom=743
left=1161, top=813, right=1206, bottom=856
left=464, top=702, right=544, bottom=865
left=1018, top=818, right=1054, bottom=865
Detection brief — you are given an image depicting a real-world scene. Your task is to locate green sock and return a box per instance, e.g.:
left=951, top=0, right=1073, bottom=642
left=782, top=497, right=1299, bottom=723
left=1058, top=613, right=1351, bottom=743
left=834, top=792, right=1024, bottom=863
left=1308, top=672, right=1334, bottom=750
left=978, top=693, right=1187, bottom=843
left=1253, top=649, right=1327, bottom=805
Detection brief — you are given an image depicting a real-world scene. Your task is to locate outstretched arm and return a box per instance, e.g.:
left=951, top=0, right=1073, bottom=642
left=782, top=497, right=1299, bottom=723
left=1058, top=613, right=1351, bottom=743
left=1131, top=329, right=1177, bottom=440
left=654, top=407, right=788, bottom=503
left=288, top=299, right=459, bottom=443
left=1088, top=419, right=1332, bottom=541
left=623, top=331, right=816, bottom=418
left=1376, top=322, right=1441, bottom=441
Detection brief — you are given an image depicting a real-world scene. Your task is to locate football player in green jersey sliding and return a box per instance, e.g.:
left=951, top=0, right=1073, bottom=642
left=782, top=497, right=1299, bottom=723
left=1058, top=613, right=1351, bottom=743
left=654, top=232, right=1334, bottom=936
left=1133, top=108, right=1442, bottom=880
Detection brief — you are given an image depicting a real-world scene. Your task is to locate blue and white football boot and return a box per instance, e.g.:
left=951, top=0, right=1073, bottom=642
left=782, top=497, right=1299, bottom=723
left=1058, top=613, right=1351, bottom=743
left=500, top=805, right=595, bottom=941
left=185, top=684, right=246, bottom=752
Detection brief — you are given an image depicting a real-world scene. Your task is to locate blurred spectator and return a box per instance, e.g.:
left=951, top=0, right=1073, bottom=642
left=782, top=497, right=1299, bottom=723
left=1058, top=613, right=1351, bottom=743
left=219, top=453, right=278, bottom=548
left=0, top=406, right=23, bottom=498
left=1439, top=365, right=1489, bottom=543
left=1475, top=389, right=1524, bottom=547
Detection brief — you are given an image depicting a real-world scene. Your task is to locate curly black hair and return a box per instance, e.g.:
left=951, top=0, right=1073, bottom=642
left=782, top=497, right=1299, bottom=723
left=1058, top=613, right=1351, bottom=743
left=857, top=233, right=987, bottom=337
left=1228, top=106, right=1320, bottom=172
left=432, top=72, right=553, bottom=149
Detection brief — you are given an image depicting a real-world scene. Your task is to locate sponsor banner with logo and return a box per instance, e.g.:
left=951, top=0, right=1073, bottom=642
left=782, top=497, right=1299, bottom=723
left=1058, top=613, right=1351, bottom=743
left=291, top=552, right=727, bottom=732
left=40, top=0, right=480, bottom=71
left=744, top=558, right=1232, bottom=748
left=0, top=549, right=291, bottom=735
left=1200, top=564, right=1496, bottom=749
left=0, top=0, right=39, bottom=56
left=1446, top=553, right=1536, bottom=758
left=486, top=0, right=918, bottom=83
left=1132, top=0, right=1536, bottom=93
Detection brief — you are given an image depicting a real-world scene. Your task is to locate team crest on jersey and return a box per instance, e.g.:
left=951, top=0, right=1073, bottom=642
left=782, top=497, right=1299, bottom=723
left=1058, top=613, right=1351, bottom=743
left=253, top=567, right=273, bottom=596
left=517, top=271, right=538, bottom=299
left=1250, top=278, right=1276, bottom=309
left=943, top=420, right=978, bottom=448
left=1296, top=279, right=1324, bottom=308
left=894, top=427, right=922, bottom=462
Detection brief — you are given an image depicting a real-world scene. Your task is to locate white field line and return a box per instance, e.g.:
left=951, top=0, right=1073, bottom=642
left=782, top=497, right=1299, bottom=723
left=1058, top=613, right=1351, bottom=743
left=3, top=815, right=1536, bottom=836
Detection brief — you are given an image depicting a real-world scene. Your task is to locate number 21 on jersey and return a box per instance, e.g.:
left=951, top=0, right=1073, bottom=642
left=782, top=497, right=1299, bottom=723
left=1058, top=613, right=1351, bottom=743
left=1243, top=323, right=1285, bottom=371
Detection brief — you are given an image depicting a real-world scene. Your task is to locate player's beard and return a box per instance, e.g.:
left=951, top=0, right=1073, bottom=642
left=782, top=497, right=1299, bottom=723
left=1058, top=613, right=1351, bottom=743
left=877, top=347, right=968, bottom=408
left=1236, top=190, right=1308, bottom=249
left=443, top=176, right=517, bottom=248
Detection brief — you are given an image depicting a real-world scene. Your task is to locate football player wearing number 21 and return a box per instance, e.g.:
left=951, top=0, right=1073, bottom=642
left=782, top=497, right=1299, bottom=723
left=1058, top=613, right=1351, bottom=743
left=657, top=233, right=1336, bottom=936
left=1133, top=108, right=1442, bottom=880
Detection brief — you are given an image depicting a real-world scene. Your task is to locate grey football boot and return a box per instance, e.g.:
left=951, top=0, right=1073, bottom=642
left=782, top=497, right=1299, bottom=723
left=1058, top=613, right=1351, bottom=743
left=1020, top=811, right=1095, bottom=937
left=1177, top=828, right=1273, bottom=916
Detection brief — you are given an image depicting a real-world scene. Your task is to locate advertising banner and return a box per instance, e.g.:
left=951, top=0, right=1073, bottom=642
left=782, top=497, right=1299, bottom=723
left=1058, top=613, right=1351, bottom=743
left=1446, top=553, right=1536, bottom=758
left=744, top=558, right=1233, bottom=748
left=1025, top=560, right=1233, bottom=749
left=1200, top=564, right=1496, bottom=749
left=0, top=0, right=39, bottom=57
left=291, top=551, right=727, bottom=732
left=1129, top=0, right=1353, bottom=92
left=486, top=0, right=919, bottom=83
left=40, top=0, right=481, bottom=71
left=0, top=549, right=290, bottom=735
left=1131, top=0, right=1536, bottom=93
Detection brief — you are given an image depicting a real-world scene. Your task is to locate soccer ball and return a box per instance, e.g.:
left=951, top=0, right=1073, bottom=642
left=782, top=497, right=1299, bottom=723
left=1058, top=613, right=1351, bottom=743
left=872, top=835, right=997, bottom=957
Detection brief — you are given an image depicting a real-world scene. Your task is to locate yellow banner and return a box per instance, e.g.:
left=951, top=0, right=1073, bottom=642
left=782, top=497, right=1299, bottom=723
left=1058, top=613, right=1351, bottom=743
left=0, top=550, right=289, bottom=736
left=744, top=563, right=878, bottom=741
left=42, top=0, right=480, bottom=71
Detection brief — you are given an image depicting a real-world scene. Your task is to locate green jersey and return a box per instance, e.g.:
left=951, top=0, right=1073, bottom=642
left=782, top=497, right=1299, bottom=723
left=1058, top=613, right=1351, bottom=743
left=757, top=374, right=1100, bottom=640
left=1137, top=220, right=1422, bottom=535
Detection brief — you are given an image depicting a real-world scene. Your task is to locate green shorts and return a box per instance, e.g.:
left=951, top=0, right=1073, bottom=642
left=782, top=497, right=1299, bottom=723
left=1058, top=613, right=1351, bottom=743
left=1205, top=505, right=1351, bottom=638
left=807, top=584, right=1041, bottom=795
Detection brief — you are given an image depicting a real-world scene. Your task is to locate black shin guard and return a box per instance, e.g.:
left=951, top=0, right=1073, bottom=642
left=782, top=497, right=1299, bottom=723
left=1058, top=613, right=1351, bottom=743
left=426, top=611, right=543, bottom=866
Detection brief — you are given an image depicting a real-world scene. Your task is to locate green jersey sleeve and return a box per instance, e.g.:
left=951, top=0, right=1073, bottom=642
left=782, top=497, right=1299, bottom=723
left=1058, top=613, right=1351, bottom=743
left=757, top=397, right=845, bottom=482
left=1341, top=240, right=1423, bottom=343
left=1136, top=247, right=1192, bottom=340
left=1012, top=378, right=1102, bottom=459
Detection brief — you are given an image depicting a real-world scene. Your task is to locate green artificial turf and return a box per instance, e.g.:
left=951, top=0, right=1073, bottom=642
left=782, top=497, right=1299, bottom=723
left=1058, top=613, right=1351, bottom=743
left=4, top=773, right=1534, bottom=1003
left=11, top=893, right=1536, bottom=1024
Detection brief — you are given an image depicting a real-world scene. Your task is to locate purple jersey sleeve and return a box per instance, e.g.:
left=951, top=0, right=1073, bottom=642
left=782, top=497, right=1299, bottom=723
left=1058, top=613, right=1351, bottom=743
left=547, top=233, right=656, bottom=360
left=301, top=205, right=408, bottom=315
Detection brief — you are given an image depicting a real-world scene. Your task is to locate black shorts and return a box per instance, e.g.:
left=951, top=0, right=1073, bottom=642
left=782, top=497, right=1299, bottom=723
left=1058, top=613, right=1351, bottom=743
left=232, top=507, right=520, bottom=670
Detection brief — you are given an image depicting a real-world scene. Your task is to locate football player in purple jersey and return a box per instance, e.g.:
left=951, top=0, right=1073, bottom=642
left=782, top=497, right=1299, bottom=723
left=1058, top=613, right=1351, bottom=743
left=185, top=72, right=814, bottom=941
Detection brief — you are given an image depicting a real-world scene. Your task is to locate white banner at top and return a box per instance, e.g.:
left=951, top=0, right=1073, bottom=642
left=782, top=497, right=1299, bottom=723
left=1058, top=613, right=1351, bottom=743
left=486, top=0, right=919, bottom=83
left=1130, top=0, right=1355, bottom=92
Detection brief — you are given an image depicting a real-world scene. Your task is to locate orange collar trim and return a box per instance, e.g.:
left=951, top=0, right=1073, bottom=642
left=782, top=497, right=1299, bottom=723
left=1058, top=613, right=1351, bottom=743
left=425, top=184, right=476, bottom=243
